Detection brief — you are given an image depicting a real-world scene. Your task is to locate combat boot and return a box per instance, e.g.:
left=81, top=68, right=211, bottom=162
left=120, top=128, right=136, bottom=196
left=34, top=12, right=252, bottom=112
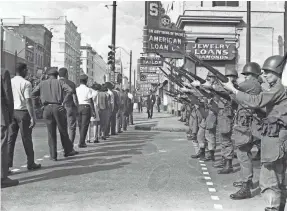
left=230, top=182, right=252, bottom=200
left=191, top=148, right=205, bottom=159
left=218, top=159, right=233, bottom=174
left=213, top=157, right=226, bottom=168
left=233, top=180, right=254, bottom=189
left=202, top=150, right=215, bottom=162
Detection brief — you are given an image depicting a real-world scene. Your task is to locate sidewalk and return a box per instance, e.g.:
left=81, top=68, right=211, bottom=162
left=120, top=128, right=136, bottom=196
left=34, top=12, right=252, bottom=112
left=133, top=111, right=189, bottom=132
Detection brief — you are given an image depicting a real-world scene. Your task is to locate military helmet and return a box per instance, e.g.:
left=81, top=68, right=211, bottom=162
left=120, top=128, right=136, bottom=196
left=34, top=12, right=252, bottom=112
left=242, top=62, right=261, bottom=76
left=225, top=68, right=238, bottom=78
left=262, top=55, right=284, bottom=75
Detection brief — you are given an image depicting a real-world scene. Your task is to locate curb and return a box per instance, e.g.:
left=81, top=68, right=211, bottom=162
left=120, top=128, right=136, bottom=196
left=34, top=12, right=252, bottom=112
left=134, top=124, right=188, bottom=132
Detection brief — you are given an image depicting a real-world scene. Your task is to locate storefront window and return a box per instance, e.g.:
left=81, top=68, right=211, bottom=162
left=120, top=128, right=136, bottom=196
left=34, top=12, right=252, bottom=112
left=212, top=1, right=239, bottom=7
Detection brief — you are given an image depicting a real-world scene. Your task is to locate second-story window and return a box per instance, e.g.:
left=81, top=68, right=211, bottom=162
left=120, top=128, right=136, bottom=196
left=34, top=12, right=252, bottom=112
left=212, top=1, right=239, bottom=7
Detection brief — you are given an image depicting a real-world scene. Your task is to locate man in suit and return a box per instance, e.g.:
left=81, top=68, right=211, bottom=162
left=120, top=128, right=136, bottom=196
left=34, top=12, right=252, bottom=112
left=1, top=68, right=19, bottom=188
left=111, top=83, right=120, bottom=135
left=147, top=89, right=156, bottom=119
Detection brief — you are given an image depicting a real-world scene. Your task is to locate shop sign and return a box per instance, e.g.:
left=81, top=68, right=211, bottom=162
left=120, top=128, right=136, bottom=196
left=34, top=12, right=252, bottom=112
left=190, top=42, right=236, bottom=61
left=139, top=57, right=163, bottom=67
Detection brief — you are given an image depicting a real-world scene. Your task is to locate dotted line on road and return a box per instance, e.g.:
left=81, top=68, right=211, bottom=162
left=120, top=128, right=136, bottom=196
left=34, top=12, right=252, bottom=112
left=192, top=142, right=223, bottom=210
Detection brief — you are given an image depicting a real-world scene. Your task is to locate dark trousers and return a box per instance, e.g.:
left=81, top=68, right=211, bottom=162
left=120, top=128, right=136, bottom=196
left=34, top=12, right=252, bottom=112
left=110, top=110, right=117, bottom=135
left=77, top=105, right=91, bottom=145
left=99, top=109, right=108, bottom=137
left=8, top=110, right=35, bottom=167
left=1, top=125, right=9, bottom=179
left=137, top=102, right=142, bottom=113
left=43, top=104, right=73, bottom=158
left=147, top=107, right=154, bottom=118
left=65, top=106, right=77, bottom=144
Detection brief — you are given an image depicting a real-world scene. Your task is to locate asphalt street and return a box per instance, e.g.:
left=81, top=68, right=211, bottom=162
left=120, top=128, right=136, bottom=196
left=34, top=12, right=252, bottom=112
left=1, top=112, right=266, bottom=211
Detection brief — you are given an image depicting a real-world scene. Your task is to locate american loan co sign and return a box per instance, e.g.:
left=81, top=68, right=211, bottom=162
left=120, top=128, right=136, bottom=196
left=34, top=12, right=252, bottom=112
left=190, top=42, right=236, bottom=61
left=143, top=27, right=185, bottom=54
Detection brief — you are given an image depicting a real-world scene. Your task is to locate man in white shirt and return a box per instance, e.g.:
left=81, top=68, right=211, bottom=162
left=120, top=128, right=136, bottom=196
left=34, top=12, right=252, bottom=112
left=127, top=89, right=134, bottom=125
left=8, top=63, right=41, bottom=171
left=106, top=82, right=114, bottom=136
left=76, top=74, right=96, bottom=148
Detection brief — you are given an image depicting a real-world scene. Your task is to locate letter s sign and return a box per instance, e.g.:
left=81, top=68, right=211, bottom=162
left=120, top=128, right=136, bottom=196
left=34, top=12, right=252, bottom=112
left=150, top=2, right=159, bottom=16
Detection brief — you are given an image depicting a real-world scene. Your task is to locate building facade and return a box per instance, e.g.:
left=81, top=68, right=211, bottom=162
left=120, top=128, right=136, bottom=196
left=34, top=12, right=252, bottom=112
left=165, top=1, right=285, bottom=82
left=3, top=16, right=81, bottom=84
left=80, top=44, right=108, bottom=86
left=9, top=24, right=53, bottom=74
left=2, top=27, right=26, bottom=76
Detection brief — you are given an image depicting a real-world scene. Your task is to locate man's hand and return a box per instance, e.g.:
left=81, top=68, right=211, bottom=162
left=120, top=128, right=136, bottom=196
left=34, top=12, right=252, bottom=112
left=222, top=79, right=237, bottom=93
left=29, top=117, right=36, bottom=129
left=202, top=81, right=212, bottom=89
left=180, top=87, right=191, bottom=93
left=191, top=80, right=201, bottom=87
left=183, top=81, right=190, bottom=88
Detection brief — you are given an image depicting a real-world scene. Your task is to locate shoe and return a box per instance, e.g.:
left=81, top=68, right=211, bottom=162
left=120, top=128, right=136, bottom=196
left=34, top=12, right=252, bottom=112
left=1, top=177, right=19, bottom=188
left=78, top=143, right=87, bottom=148
left=213, top=157, right=226, bottom=168
left=86, top=140, right=92, bottom=143
left=218, top=159, right=233, bottom=174
left=230, top=182, right=252, bottom=200
left=118, top=131, right=123, bottom=133
left=64, top=150, right=79, bottom=157
left=233, top=180, right=254, bottom=189
left=27, top=163, right=41, bottom=170
left=202, top=150, right=215, bottom=162
left=101, top=136, right=106, bottom=140
left=93, top=139, right=99, bottom=143
left=50, top=157, right=57, bottom=161
left=191, top=148, right=205, bottom=159
left=111, top=133, right=117, bottom=135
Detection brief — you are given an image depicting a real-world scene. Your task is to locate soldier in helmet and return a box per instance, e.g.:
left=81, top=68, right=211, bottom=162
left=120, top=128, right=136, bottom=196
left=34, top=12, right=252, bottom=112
left=223, top=55, right=287, bottom=211
left=229, top=62, right=263, bottom=200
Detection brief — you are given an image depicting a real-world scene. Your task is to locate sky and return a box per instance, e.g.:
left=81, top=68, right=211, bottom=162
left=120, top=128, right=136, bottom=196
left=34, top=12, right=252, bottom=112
left=0, top=1, right=150, bottom=78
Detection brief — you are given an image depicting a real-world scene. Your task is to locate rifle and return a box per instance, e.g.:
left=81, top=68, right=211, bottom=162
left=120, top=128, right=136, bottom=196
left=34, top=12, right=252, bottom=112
left=159, top=67, right=184, bottom=88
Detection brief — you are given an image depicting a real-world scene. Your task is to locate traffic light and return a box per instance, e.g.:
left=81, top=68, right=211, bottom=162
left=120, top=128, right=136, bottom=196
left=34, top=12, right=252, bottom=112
left=107, top=45, right=115, bottom=68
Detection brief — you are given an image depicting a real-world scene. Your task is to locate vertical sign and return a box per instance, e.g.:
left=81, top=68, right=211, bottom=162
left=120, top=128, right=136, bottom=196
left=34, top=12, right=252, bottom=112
left=146, top=1, right=161, bottom=28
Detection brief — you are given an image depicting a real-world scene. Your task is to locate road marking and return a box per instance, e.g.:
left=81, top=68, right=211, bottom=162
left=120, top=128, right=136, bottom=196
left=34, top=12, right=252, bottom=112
left=11, top=169, right=20, bottom=172
left=202, top=167, right=208, bottom=170
left=199, top=160, right=204, bottom=163
left=21, top=165, right=27, bottom=168
left=204, top=176, right=211, bottom=180
left=200, top=163, right=206, bottom=166
left=203, top=171, right=209, bottom=175
left=36, top=158, right=43, bottom=161
left=208, top=188, right=216, bottom=192
left=44, top=155, right=50, bottom=158
left=206, top=182, right=214, bottom=186
left=159, top=150, right=166, bottom=153
left=214, top=204, right=223, bottom=210
left=211, top=195, right=220, bottom=200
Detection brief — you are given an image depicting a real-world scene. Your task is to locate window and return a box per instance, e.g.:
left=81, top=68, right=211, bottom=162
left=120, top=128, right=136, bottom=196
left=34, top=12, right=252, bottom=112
left=212, top=1, right=239, bottom=7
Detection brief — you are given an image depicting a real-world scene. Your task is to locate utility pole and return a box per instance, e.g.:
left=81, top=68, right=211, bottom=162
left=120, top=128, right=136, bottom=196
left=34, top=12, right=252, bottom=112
left=14, top=50, right=17, bottom=76
left=129, top=50, right=132, bottom=91
left=284, top=1, right=287, bottom=53
left=1, top=19, right=4, bottom=68
left=246, top=1, right=251, bottom=63
left=133, top=69, right=136, bottom=91
left=111, top=1, right=117, bottom=82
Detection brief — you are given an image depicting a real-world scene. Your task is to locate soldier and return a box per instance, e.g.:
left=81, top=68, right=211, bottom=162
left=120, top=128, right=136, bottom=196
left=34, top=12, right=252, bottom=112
left=229, top=62, right=262, bottom=200
left=32, top=68, right=78, bottom=161
left=210, top=69, right=238, bottom=174
left=223, top=55, right=287, bottom=211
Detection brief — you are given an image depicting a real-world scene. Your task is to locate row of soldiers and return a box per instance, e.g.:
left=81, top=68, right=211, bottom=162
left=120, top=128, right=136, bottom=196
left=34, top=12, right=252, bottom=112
left=168, top=55, right=286, bottom=211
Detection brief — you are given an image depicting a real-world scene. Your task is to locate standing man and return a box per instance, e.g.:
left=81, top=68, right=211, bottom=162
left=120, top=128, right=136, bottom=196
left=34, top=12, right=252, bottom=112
left=138, top=95, right=143, bottom=113
left=106, top=82, right=115, bottom=135
left=122, top=89, right=130, bottom=131
left=111, top=83, right=120, bottom=135
left=32, top=68, right=78, bottom=161
left=58, top=68, right=78, bottom=144
left=1, top=68, right=19, bottom=188
left=8, top=63, right=41, bottom=171
left=147, top=89, right=156, bottom=119
left=156, top=95, right=161, bottom=112
left=127, top=89, right=134, bottom=125
left=76, top=74, right=96, bottom=147
left=116, top=87, right=123, bottom=133
left=223, top=55, right=286, bottom=211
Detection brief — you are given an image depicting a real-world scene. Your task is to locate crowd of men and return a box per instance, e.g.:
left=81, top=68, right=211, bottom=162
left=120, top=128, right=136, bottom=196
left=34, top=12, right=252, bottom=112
left=175, top=54, right=286, bottom=211
left=1, top=64, right=135, bottom=188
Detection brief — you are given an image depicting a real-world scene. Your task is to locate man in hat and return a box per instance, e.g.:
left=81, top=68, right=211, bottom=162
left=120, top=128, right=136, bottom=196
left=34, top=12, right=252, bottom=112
left=76, top=74, right=96, bottom=147
left=146, top=89, right=156, bottom=119
left=110, top=83, right=120, bottom=135
left=105, top=82, right=115, bottom=135
left=32, top=68, right=78, bottom=161
left=58, top=67, right=79, bottom=144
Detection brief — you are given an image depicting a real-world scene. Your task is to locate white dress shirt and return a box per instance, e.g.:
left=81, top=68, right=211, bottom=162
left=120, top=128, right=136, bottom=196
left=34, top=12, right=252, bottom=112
left=76, top=84, right=93, bottom=105
left=107, top=89, right=114, bottom=111
left=11, top=76, right=32, bottom=110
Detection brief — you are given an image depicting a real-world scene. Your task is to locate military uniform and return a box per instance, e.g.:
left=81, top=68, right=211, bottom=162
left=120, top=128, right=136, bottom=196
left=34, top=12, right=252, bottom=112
left=225, top=55, right=287, bottom=211
left=32, top=68, right=78, bottom=160
left=230, top=62, right=262, bottom=200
